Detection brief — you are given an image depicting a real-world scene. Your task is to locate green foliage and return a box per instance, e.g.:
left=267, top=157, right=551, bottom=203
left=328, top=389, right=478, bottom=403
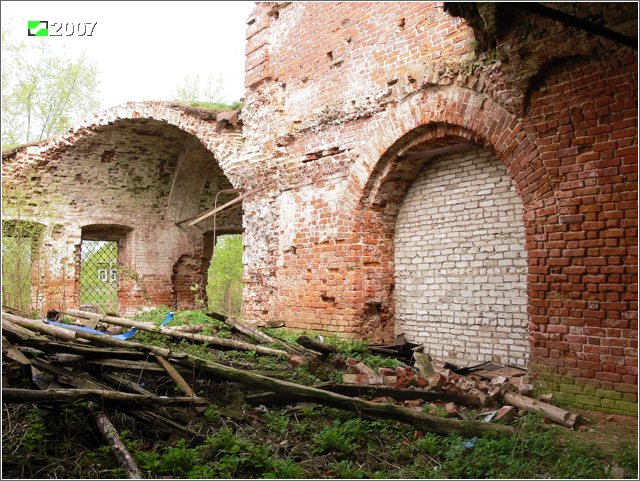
left=262, top=411, right=290, bottom=435
left=313, top=418, right=374, bottom=454
left=207, top=234, right=244, bottom=318
left=421, top=403, right=449, bottom=418
left=176, top=100, right=244, bottom=111
left=187, top=428, right=304, bottom=478
left=327, top=460, right=369, bottom=479
left=172, top=72, right=243, bottom=111
left=1, top=220, right=45, bottom=313
left=2, top=28, right=100, bottom=146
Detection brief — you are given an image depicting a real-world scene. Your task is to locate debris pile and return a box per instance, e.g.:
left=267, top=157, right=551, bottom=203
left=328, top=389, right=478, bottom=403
left=2, top=308, right=581, bottom=477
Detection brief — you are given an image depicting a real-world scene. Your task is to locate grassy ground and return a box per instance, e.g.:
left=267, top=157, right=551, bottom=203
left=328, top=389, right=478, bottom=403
left=2, top=308, right=637, bottom=479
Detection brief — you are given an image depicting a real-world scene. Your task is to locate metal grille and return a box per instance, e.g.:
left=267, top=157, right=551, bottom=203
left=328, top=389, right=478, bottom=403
left=1, top=236, right=33, bottom=312
left=79, top=240, right=118, bottom=313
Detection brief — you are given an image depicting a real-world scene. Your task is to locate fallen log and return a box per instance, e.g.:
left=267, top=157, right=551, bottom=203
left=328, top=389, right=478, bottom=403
left=2, top=388, right=209, bottom=407
left=221, top=315, right=303, bottom=355
left=5, top=311, right=186, bottom=359
left=2, top=319, right=45, bottom=342
left=88, top=401, right=142, bottom=479
left=2, top=336, right=32, bottom=378
left=3, top=313, right=79, bottom=342
left=245, top=382, right=486, bottom=407
left=62, top=309, right=289, bottom=358
left=296, top=336, right=336, bottom=357
left=126, top=410, right=205, bottom=444
left=16, top=340, right=146, bottom=360
left=179, top=355, right=513, bottom=437
left=503, top=393, right=580, bottom=428
left=155, top=355, right=205, bottom=413
left=100, top=373, right=156, bottom=396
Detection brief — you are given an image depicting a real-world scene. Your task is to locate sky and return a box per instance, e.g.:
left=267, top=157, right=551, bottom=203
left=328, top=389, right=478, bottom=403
left=1, top=1, right=255, bottom=110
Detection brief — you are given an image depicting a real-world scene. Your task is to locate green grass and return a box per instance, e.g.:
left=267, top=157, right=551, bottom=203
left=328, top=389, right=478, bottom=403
left=174, top=100, right=244, bottom=111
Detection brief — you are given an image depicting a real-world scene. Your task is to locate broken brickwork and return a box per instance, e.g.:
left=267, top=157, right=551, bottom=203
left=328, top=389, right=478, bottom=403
left=239, top=2, right=637, bottom=414
left=2, top=2, right=637, bottom=413
left=2, top=103, right=246, bottom=315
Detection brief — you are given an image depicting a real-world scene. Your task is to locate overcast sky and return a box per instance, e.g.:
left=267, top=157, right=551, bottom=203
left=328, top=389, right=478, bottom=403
left=1, top=1, right=255, bottom=110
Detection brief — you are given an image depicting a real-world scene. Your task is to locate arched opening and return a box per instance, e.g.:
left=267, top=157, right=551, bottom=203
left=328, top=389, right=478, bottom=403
left=394, top=145, right=529, bottom=366
left=360, top=124, right=531, bottom=366
left=1, top=220, right=45, bottom=313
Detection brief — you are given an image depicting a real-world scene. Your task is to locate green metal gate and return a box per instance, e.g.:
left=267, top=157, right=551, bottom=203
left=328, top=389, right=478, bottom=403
left=79, top=240, right=118, bottom=313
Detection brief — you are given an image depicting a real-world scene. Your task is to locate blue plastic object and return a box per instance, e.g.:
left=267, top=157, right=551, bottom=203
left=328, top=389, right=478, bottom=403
left=45, top=311, right=174, bottom=340
left=160, top=311, right=174, bottom=327
left=44, top=319, right=137, bottom=339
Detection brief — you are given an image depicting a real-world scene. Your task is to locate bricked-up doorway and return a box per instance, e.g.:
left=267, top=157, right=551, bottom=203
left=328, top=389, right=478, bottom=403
left=79, top=225, right=132, bottom=315
left=394, top=145, right=529, bottom=367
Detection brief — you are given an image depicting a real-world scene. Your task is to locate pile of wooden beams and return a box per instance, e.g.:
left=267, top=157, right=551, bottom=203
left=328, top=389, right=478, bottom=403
left=2, top=309, right=581, bottom=476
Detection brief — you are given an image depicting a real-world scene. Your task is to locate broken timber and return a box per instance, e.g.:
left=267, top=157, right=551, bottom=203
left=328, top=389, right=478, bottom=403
left=62, top=309, right=289, bottom=358
left=178, top=355, right=513, bottom=437
left=503, top=393, right=580, bottom=428
left=87, top=401, right=143, bottom=479
left=2, top=388, right=209, bottom=407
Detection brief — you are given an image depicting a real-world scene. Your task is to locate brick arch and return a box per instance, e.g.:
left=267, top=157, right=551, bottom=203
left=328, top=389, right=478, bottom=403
left=344, top=85, right=557, bottom=217
left=2, top=101, right=245, bottom=188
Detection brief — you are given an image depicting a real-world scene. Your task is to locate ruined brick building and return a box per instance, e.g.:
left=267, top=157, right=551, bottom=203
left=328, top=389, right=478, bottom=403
left=2, top=2, right=637, bottom=414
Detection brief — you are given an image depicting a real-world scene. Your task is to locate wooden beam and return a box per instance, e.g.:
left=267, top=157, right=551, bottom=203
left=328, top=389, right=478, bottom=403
left=176, top=186, right=265, bottom=226
left=512, top=3, right=637, bottom=49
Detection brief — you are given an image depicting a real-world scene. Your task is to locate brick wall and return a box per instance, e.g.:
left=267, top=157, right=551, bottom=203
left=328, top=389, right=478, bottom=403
left=240, top=2, right=637, bottom=414
left=2, top=103, right=244, bottom=315
left=395, top=147, right=528, bottom=366
left=2, top=3, right=636, bottom=414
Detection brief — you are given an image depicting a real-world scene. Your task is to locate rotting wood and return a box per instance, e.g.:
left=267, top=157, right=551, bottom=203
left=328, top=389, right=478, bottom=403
left=208, top=311, right=313, bottom=357
left=87, top=401, right=143, bottom=479
left=126, top=410, right=205, bottom=444
left=503, top=393, right=580, bottom=428
left=2, top=336, right=32, bottom=378
left=30, top=358, right=110, bottom=390
left=62, top=309, right=289, bottom=358
left=100, top=373, right=156, bottom=396
left=5, top=311, right=186, bottom=359
left=2, top=388, right=209, bottom=407
left=178, top=355, right=513, bottom=437
left=245, top=382, right=485, bottom=407
left=222, top=315, right=302, bottom=354
left=16, top=340, right=146, bottom=360
left=2, top=320, right=45, bottom=342
left=3, top=313, right=80, bottom=342
left=296, top=336, right=336, bottom=357
left=155, top=355, right=206, bottom=413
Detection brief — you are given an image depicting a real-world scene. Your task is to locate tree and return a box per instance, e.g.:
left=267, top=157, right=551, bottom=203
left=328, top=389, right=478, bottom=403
left=1, top=30, right=100, bottom=147
left=173, top=72, right=224, bottom=104
left=207, top=234, right=244, bottom=317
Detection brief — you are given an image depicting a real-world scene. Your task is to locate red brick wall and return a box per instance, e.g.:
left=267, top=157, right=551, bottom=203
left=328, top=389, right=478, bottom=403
left=241, top=2, right=637, bottom=413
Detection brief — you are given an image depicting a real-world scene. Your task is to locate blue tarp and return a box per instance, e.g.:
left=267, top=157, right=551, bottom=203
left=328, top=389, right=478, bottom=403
left=45, top=311, right=174, bottom=340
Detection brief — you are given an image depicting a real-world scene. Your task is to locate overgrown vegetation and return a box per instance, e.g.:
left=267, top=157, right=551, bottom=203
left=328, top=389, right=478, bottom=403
left=207, top=234, right=244, bottom=318
left=3, top=307, right=637, bottom=479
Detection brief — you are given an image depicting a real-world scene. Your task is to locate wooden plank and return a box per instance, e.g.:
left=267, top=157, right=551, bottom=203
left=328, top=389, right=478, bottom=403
left=179, top=186, right=265, bottom=226
left=155, top=355, right=205, bottom=413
